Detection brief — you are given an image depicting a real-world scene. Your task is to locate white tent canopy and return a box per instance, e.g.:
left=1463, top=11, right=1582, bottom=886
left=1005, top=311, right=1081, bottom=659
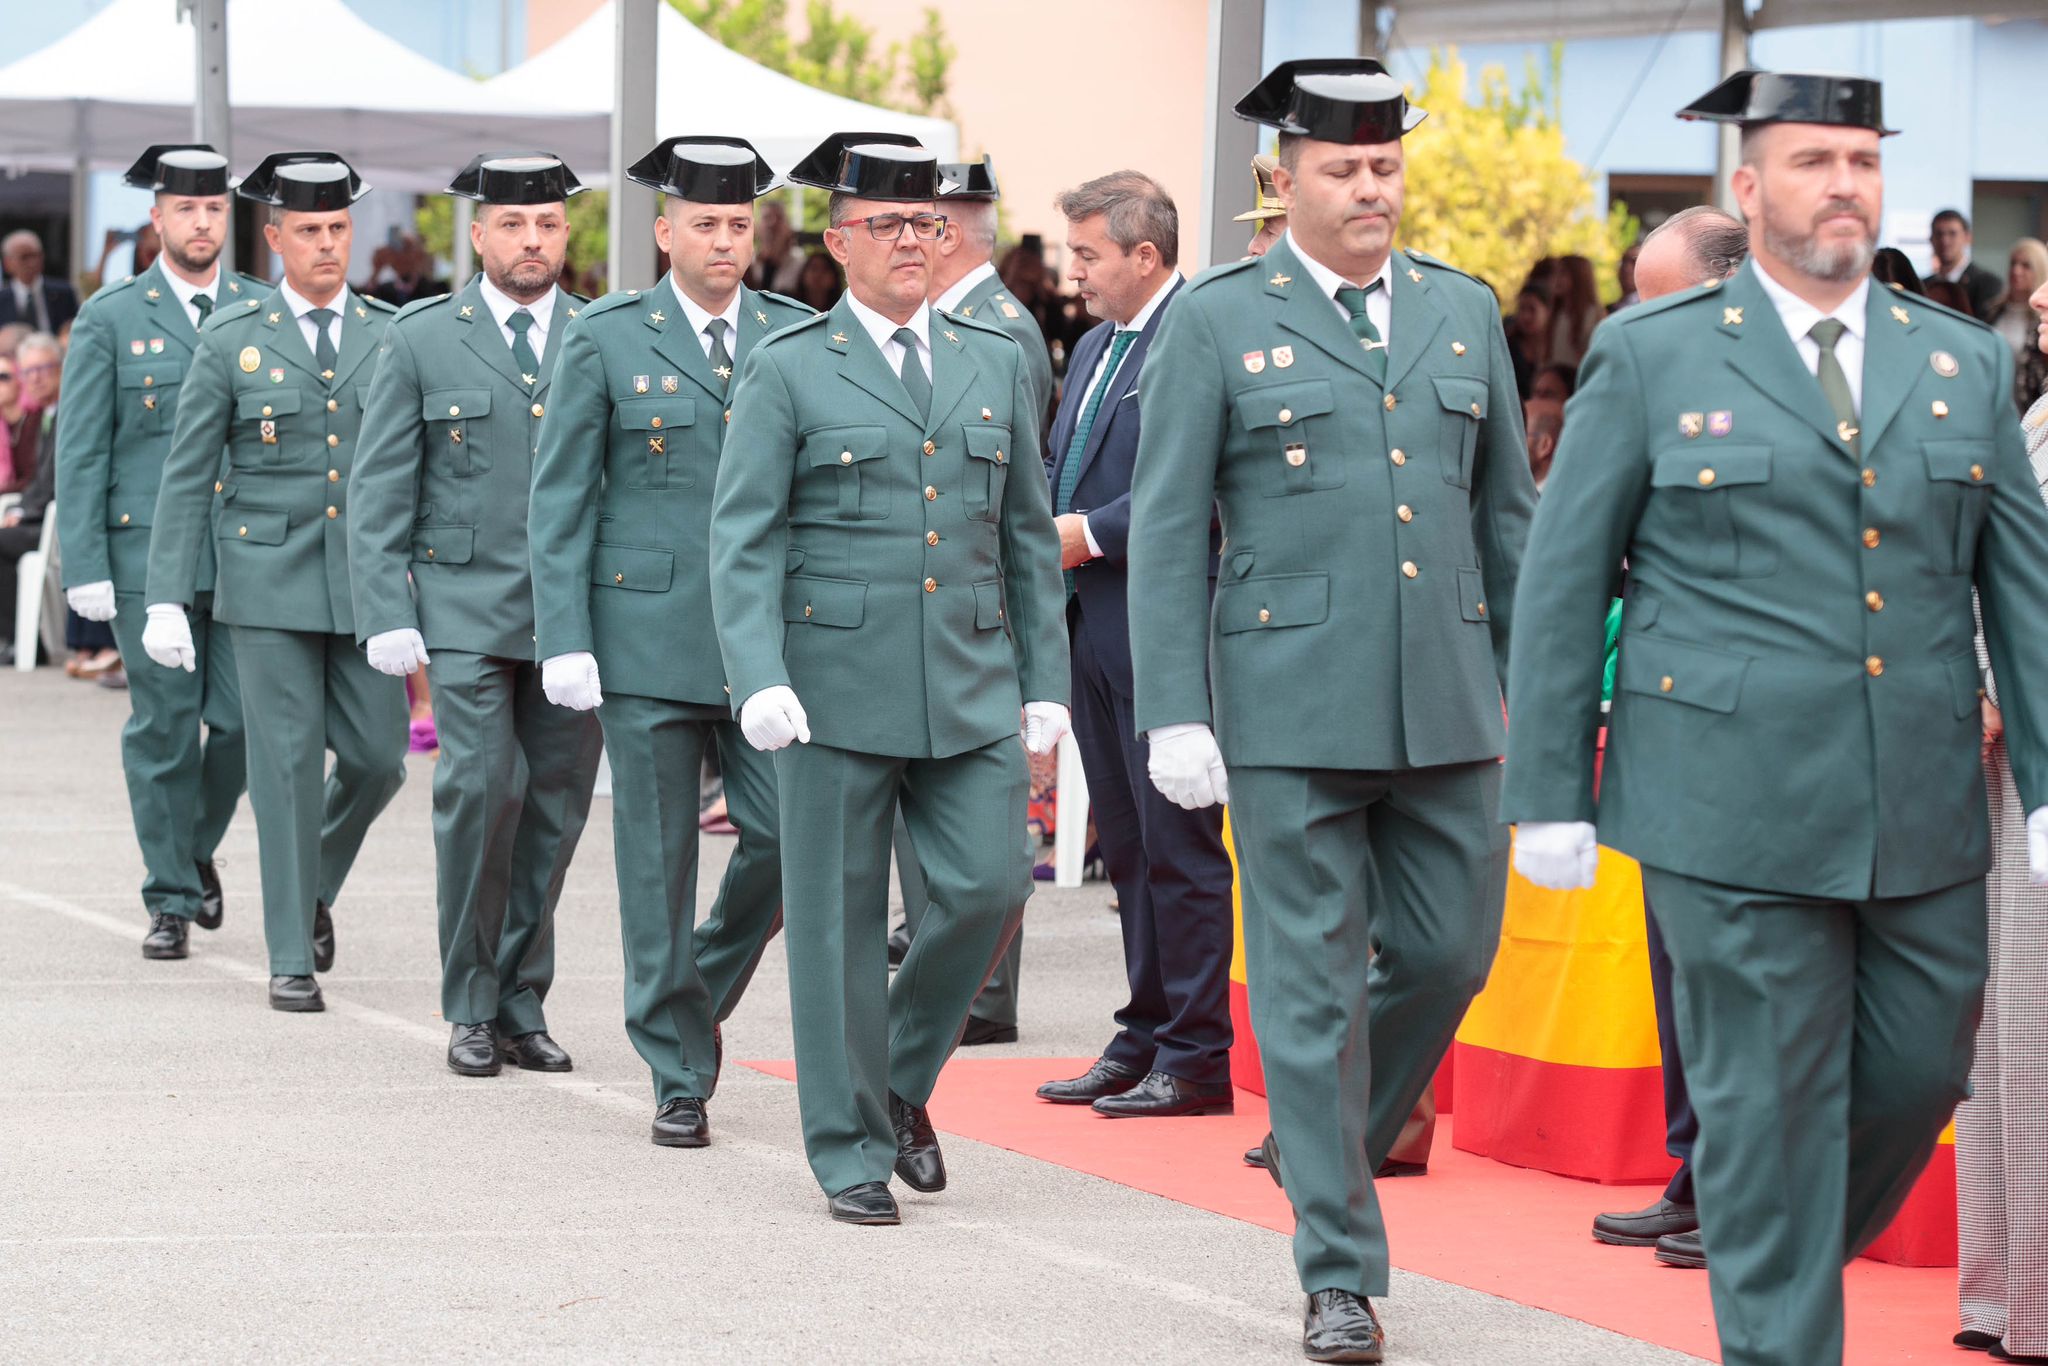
left=479, top=1, right=959, bottom=174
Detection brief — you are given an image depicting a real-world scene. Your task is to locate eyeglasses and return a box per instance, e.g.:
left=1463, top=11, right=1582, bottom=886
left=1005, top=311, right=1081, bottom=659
left=838, top=213, right=947, bottom=242
left=19, top=362, right=56, bottom=377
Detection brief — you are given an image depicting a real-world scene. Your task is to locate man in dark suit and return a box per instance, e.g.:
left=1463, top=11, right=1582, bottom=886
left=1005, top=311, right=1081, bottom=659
left=1924, top=208, right=2002, bottom=322
left=1034, top=171, right=1236, bottom=1119
left=1, top=231, right=80, bottom=334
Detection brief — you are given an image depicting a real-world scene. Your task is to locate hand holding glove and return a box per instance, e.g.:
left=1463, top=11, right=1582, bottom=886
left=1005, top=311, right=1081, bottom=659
left=365, top=628, right=430, bottom=677
left=1513, top=821, right=1600, bottom=890
left=540, top=652, right=603, bottom=711
left=739, top=685, right=811, bottom=752
left=1146, top=723, right=1230, bottom=809
left=1022, top=701, right=1071, bottom=756
left=141, top=603, right=195, bottom=672
left=66, top=581, right=117, bottom=622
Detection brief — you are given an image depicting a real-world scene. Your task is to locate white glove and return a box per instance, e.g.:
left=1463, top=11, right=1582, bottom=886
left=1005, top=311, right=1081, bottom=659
left=66, top=580, right=116, bottom=622
left=364, top=627, right=430, bottom=677
left=739, top=685, right=811, bottom=752
left=1022, top=701, right=1071, bottom=756
left=1514, top=820, right=1600, bottom=890
left=2028, top=808, right=2048, bottom=886
left=1147, top=722, right=1230, bottom=809
left=541, top=651, right=603, bottom=711
left=141, top=603, right=196, bottom=672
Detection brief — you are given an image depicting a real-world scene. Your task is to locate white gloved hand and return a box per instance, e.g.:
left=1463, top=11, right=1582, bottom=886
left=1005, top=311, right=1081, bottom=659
left=1147, top=722, right=1230, bottom=809
left=739, top=685, right=811, bottom=752
left=541, top=651, right=603, bottom=711
left=2028, top=808, right=2048, bottom=886
left=1022, top=701, right=1071, bottom=756
left=1514, top=820, right=1601, bottom=890
left=364, top=627, right=430, bottom=677
left=141, top=603, right=195, bottom=672
left=66, top=580, right=117, bottom=622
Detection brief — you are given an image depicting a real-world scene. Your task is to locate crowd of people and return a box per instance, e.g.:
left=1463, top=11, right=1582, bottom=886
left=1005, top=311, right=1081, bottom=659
left=8, top=53, right=2048, bottom=1366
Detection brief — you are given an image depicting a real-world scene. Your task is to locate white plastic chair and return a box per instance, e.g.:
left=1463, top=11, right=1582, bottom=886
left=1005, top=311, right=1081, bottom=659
left=1052, top=730, right=1090, bottom=888
left=14, top=501, right=56, bottom=673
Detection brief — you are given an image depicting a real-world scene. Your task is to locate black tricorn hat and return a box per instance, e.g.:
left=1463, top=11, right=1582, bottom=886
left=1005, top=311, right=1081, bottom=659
left=935, top=155, right=999, bottom=201
left=626, top=136, right=777, bottom=203
left=787, top=132, right=935, bottom=201
left=237, top=152, right=368, bottom=211
left=448, top=152, right=586, bottom=205
left=124, top=144, right=233, bottom=196
left=1235, top=58, right=1426, bottom=144
left=1678, top=69, right=1895, bottom=135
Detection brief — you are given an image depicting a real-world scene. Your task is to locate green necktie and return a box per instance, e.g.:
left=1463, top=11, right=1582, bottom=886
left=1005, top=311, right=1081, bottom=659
left=894, top=327, right=930, bottom=422
left=307, top=307, right=338, bottom=376
left=706, top=319, right=733, bottom=392
left=1334, top=279, right=1387, bottom=383
left=508, top=308, right=539, bottom=381
left=192, top=292, right=213, bottom=325
left=1056, top=328, right=1139, bottom=593
left=1809, top=318, right=1859, bottom=454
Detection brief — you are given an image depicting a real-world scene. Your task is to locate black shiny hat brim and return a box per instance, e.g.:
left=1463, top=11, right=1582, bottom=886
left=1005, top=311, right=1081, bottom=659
left=1677, top=69, right=1895, bottom=135
left=625, top=136, right=777, bottom=202
left=1234, top=58, right=1426, bottom=142
left=123, top=144, right=231, bottom=196
left=237, top=152, right=368, bottom=209
left=786, top=132, right=935, bottom=199
left=448, top=153, right=586, bottom=205
left=935, top=157, right=999, bottom=201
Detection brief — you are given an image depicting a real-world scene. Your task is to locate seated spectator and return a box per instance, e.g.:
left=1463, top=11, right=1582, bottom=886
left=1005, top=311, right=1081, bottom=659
left=0, top=354, right=20, bottom=495
left=0, top=356, right=59, bottom=665
left=4, top=331, right=60, bottom=495
left=1523, top=397, right=1564, bottom=491
left=1530, top=362, right=1576, bottom=404
left=1506, top=287, right=1552, bottom=397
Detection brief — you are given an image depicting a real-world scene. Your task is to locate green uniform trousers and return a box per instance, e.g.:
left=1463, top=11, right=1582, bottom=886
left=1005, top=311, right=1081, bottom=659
left=1227, top=760, right=1508, bottom=1297
left=778, top=737, right=1031, bottom=1196
left=598, top=693, right=783, bottom=1104
left=1640, top=867, right=1986, bottom=1366
left=426, top=650, right=602, bottom=1035
left=229, top=625, right=408, bottom=975
left=894, top=814, right=1022, bottom=1027
left=108, top=590, right=245, bottom=920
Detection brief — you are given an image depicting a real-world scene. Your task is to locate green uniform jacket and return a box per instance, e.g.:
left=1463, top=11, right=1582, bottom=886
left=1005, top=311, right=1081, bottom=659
left=1501, top=261, right=2048, bottom=901
left=954, top=269, right=1052, bottom=424
left=147, top=287, right=396, bottom=631
left=349, top=279, right=584, bottom=659
left=528, top=283, right=813, bottom=704
left=1127, top=240, right=1534, bottom=769
left=56, top=261, right=266, bottom=593
left=710, top=296, right=1069, bottom=758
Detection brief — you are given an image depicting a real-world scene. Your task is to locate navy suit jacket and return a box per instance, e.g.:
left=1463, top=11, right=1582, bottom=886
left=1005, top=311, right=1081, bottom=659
left=1046, top=277, right=1212, bottom=697
left=0, top=278, right=79, bottom=334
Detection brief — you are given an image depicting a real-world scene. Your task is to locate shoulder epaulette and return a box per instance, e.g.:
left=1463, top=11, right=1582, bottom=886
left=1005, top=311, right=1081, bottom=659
left=578, top=288, right=650, bottom=319
left=93, top=274, right=139, bottom=301
left=938, top=308, right=1014, bottom=344
left=1894, top=289, right=1995, bottom=335
left=203, top=298, right=266, bottom=331
left=757, top=310, right=833, bottom=348
left=357, top=294, right=398, bottom=315
left=1402, top=250, right=1487, bottom=289
left=1183, top=256, right=1260, bottom=294
left=754, top=289, right=814, bottom=318
left=393, top=293, right=453, bottom=323
left=1615, top=278, right=1727, bottom=324
left=228, top=272, right=269, bottom=295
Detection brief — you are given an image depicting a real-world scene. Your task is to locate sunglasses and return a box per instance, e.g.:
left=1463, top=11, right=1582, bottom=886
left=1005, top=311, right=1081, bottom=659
left=837, top=213, right=948, bottom=242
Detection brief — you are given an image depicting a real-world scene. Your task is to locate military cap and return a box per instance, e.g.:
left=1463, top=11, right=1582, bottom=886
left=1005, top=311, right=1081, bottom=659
left=1232, top=153, right=1286, bottom=223
left=1235, top=58, right=1426, bottom=144
left=1678, top=69, right=1895, bottom=135
left=626, top=136, right=776, bottom=203
left=935, top=155, right=1000, bottom=201
left=787, top=132, right=936, bottom=201
left=123, top=144, right=233, bottom=196
left=447, top=152, right=586, bottom=205
left=237, top=152, right=368, bottom=210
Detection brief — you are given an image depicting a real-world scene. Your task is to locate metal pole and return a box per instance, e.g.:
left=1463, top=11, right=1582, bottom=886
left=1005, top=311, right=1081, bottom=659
left=1714, top=0, right=1748, bottom=216
left=608, top=0, right=659, bottom=293
left=189, top=0, right=234, bottom=273
left=70, top=151, right=89, bottom=295
left=1200, top=0, right=1266, bottom=268
left=452, top=198, right=475, bottom=290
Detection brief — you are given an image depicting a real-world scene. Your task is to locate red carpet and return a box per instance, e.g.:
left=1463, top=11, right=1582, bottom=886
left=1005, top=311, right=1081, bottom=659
left=745, top=1058, right=1959, bottom=1364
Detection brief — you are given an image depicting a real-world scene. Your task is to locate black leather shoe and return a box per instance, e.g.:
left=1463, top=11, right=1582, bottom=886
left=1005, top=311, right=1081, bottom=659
left=1593, top=1196, right=1698, bottom=1247
left=499, top=1030, right=573, bottom=1072
left=1376, top=1158, right=1427, bottom=1179
left=312, top=900, right=335, bottom=973
left=142, top=912, right=189, bottom=960
left=1989, top=1343, right=2048, bottom=1363
left=1245, top=1143, right=1269, bottom=1168
left=1303, top=1289, right=1385, bottom=1363
left=889, top=1090, right=946, bottom=1192
left=828, top=1180, right=900, bottom=1225
left=1262, top=1129, right=1284, bottom=1188
left=1091, top=1070, right=1234, bottom=1118
left=194, top=860, right=224, bottom=930
left=1037, top=1056, right=1143, bottom=1104
left=887, top=923, right=910, bottom=968
left=959, top=1014, right=1018, bottom=1046
left=268, top=974, right=324, bottom=1012
left=1654, top=1228, right=1706, bottom=1268
left=1956, top=1330, right=2000, bottom=1351
left=652, top=1098, right=709, bottom=1148
left=447, top=1022, right=500, bottom=1076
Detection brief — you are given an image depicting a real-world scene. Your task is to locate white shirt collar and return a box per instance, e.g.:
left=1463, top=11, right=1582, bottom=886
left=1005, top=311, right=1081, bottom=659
left=1752, top=258, right=1869, bottom=346
left=668, top=273, right=742, bottom=343
left=1119, top=272, right=1181, bottom=333
left=278, top=278, right=350, bottom=323
left=844, top=290, right=930, bottom=356
left=933, top=260, right=999, bottom=316
left=159, top=261, right=221, bottom=315
left=478, top=273, right=557, bottom=338
left=1939, top=254, right=1970, bottom=282
left=1286, top=233, right=1394, bottom=307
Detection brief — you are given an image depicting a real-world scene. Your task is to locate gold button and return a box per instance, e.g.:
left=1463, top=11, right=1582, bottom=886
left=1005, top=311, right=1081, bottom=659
left=996, top=450, right=1005, bottom=464
left=1389, top=448, right=1406, bottom=466
left=531, top=403, right=544, bottom=418
left=1397, top=505, right=1413, bottom=523
left=1660, top=676, right=1674, bottom=693
left=1470, top=402, right=1482, bottom=417
left=1477, top=602, right=1487, bottom=617
left=1933, top=400, right=1950, bottom=419
left=615, top=572, right=624, bottom=583
left=1258, top=608, right=1272, bottom=623
left=1862, top=528, right=1880, bottom=549
left=803, top=604, right=812, bottom=617
left=326, top=399, right=338, bottom=412
left=1861, top=468, right=1876, bottom=487
left=448, top=405, right=460, bottom=417
left=426, top=548, right=435, bottom=559
left=328, top=469, right=339, bottom=482
left=1384, top=393, right=1397, bottom=412
left=326, top=506, right=337, bottom=519
left=923, top=439, right=936, bottom=456
left=1401, top=561, right=1418, bottom=579
left=981, top=408, right=992, bottom=420
left=1697, top=469, right=1716, bottom=487
left=119, top=513, right=131, bottom=525
left=650, top=416, right=662, bottom=428
left=1278, top=407, right=1293, bottom=424
left=214, top=481, right=223, bottom=493
left=925, top=485, right=937, bottom=501
left=724, top=409, right=731, bottom=424
left=1970, top=464, right=1984, bottom=481
left=143, top=375, right=154, bottom=387
left=840, top=451, right=853, bottom=464
left=1865, top=590, right=1884, bottom=611
left=238, top=525, right=248, bottom=536
left=923, top=577, right=937, bottom=593
left=327, top=434, right=339, bottom=447
left=926, top=531, right=939, bottom=546
left=1866, top=655, right=1884, bottom=677
left=261, top=405, right=273, bottom=417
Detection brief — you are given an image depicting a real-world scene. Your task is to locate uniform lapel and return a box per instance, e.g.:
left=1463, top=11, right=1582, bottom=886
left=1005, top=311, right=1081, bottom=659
left=532, top=290, right=581, bottom=396
left=826, top=295, right=924, bottom=428
left=140, top=261, right=198, bottom=347
left=258, top=288, right=322, bottom=379
left=1383, top=251, right=1445, bottom=396
left=1267, top=239, right=1376, bottom=382
left=456, top=277, right=531, bottom=392
left=1716, top=262, right=1851, bottom=458
left=327, top=292, right=381, bottom=389
left=925, top=311, right=974, bottom=435
left=642, top=284, right=723, bottom=401
left=1076, top=279, right=1178, bottom=484
left=1855, top=284, right=1925, bottom=454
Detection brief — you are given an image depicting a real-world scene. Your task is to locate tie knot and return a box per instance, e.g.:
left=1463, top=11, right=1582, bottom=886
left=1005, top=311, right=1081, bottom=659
left=307, top=307, right=335, bottom=328
left=1334, top=279, right=1382, bottom=317
left=508, top=308, right=534, bottom=335
left=706, top=317, right=727, bottom=342
left=193, top=293, right=214, bottom=318
left=1809, top=317, right=1847, bottom=352
left=892, top=326, right=920, bottom=351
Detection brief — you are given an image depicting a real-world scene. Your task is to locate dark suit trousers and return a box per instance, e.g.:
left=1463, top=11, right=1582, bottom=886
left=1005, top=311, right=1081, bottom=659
left=1070, top=601, right=1234, bottom=1086
left=1644, top=888, right=1698, bottom=1206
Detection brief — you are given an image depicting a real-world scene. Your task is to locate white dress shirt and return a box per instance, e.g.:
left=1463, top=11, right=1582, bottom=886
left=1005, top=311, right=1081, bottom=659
left=160, top=264, right=222, bottom=331
left=478, top=274, right=557, bottom=365
left=844, top=291, right=932, bottom=382
left=933, top=260, right=999, bottom=316
left=1753, top=260, right=1870, bottom=414
left=1936, top=254, right=1970, bottom=285
left=668, top=274, right=742, bottom=361
left=277, top=279, right=352, bottom=363
left=1287, top=232, right=1394, bottom=346
left=9, top=278, right=51, bottom=333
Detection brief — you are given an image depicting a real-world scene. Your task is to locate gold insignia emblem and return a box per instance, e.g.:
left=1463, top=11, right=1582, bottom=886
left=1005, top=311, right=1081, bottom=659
left=831, top=332, right=849, bottom=344
left=238, top=346, right=261, bottom=373
left=320, top=369, right=335, bottom=381
left=648, top=434, right=665, bottom=456
left=714, top=364, right=733, bottom=381
left=633, top=375, right=649, bottom=393
left=1890, top=305, right=1911, bottom=325
left=1268, top=272, right=1292, bottom=287
left=521, top=373, right=537, bottom=386
left=459, top=305, right=475, bottom=317
left=146, top=288, right=161, bottom=300
left=267, top=312, right=282, bottom=324
left=567, top=307, right=579, bottom=318
left=754, top=310, right=768, bottom=325
left=142, top=394, right=156, bottom=411
left=1000, top=302, right=1020, bottom=319
left=354, top=306, right=367, bottom=320
left=1837, top=420, right=1860, bottom=443
left=1272, top=346, right=1294, bottom=369
left=1722, top=307, right=1743, bottom=326
left=1932, top=400, right=1950, bottom=418
left=449, top=426, right=464, bottom=445
left=943, top=330, right=959, bottom=343
left=1679, top=412, right=1704, bottom=439
left=649, top=310, right=666, bottom=324
left=228, top=280, right=240, bottom=293
left=1931, top=350, right=1958, bottom=378
left=1406, top=268, right=1423, bottom=284
left=661, top=375, right=678, bottom=393
left=1451, top=341, right=1467, bottom=356
left=961, top=306, right=975, bottom=317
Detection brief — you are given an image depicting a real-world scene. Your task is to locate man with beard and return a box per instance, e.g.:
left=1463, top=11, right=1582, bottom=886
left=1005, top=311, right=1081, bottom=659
left=1505, top=71, right=2048, bottom=1365
left=56, top=145, right=262, bottom=960
left=528, top=138, right=811, bottom=1146
left=349, top=154, right=603, bottom=1076
left=144, top=153, right=408, bottom=1014
left=1127, top=60, right=1534, bottom=1360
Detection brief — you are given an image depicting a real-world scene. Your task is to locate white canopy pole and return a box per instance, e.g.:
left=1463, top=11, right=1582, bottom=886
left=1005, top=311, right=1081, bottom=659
left=608, top=0, right=658, bottom=293
left=452, top=198, right=475, bottom=290
left=1200, top=0, right=1266, bottom=268
left=187, top=0, right=233, bottom=273
left=1714, top=0, right=1748, bottom=215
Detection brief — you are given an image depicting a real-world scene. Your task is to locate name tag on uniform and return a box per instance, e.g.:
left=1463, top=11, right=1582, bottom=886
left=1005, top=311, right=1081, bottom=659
left=1284, top=442, right=1307, bottom=468
left=259, top=419, right=277, bottom=445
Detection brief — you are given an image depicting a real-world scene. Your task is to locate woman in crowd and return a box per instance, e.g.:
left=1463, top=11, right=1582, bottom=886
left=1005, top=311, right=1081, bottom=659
left=1872, top=246, right=1929, bottom=296
left=1545, top=254, right=1605, bottom=367
left=1956, top=270, right=2048, bottom=1366
left=792, top=249, right=841, bottom=312
left=1993, top=239, right=2048, bottom=419
left=1506, top=286, right=1552, bottom=398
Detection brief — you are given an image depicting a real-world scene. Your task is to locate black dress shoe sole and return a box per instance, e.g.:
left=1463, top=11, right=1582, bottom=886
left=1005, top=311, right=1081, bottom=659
left=313, top=947, right=335, bottom=973
left=270, top=993, right=325, bottom=1013
left=652, top=1129, right=710, bottom=1149
left=1654, top=1244, right=1707, bottom=1269
left=141, top=940, right=189, bottom=960
left=893, top=1160, right=946, bottom=1194
left=1037, top=1089, right=1122, bottom=1104
left=1093, top=1097, right=1235, bottom=1119
left=497, top=1047, right=573, bottom=1073
left=1591, top=1227, right=1664, bottom=1247
left=1304, top=1343, right=1383, bottom=1364
left=829, top=1204, right=900, bottom=1226
left=447, top=1055, right=502, bottom=1077
left=193, top=909, right=223, bottom=931
left=1375, top=1160, right=1427, bottom=1179
left=959, top=1021, right=1019, bottom=1046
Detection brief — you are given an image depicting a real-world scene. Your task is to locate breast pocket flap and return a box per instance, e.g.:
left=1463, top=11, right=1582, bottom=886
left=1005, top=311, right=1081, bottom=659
left=1924, top=439, right=1995, bottom=486
left=782, top=574, right=867, bottom=628
left=1650, top=444, right=1771, bottom=489
left=1616, top=632, right=1750, bottom=714
left=1233, top=379, right=1335, bottom=432
left=235, top=389, right=301, bottom=419
left=223, top=507, right=290, bottom=546
left=409, top=525, right=475, bottom=566
left=1215, top=572, right=1330, bottom=634
left=422, top=388, right=491, bottom=421
left=963, top=424, right=1011, bottom=465
left=117, top=360, right=184, bottom=389
left=805, top=424, right=888, bottom=468
left=1432, top=374, right=1488, bottom=419
left=591, top=542, right=674, bottom=592
left=617, top=397, right=695, bottom=432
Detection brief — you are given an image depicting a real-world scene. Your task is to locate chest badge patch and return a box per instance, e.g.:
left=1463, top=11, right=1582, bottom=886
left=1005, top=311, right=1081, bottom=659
left=269, top=368, right=284, bottom=384
left=130, top=339, right=146, bottom=356
left=633, top=375, right=649, bottom=394
left=661, top=375, right=678, bottom=393
left=238, top=346, right=261, bottom=374
left=1678, top=412, right=1704, bottom=439
left=1272, top=346, right=1295, bottom=369
left=149, top=338, right=164, bottom=354
left=1243, top=350, right=1266, bottom=374
left=1931, top=350, right=1958, bottom=378
left=1707, top=410, right=1732, bottom=438
left=259, top=419, right=277, bottom=444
